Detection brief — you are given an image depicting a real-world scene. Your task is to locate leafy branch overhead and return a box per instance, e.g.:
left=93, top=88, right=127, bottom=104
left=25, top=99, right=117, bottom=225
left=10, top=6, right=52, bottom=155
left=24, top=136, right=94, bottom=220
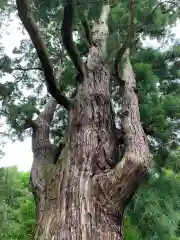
left=114, top=0, right=135, bottom=84
left=114, top=0, right=180, bottom=83
left=0, top=0, right=174, bottom=146
left=16, top=0, right=70, bottom=109
left=61, top=0, right=86, bottom=80
left=136, top=0, right=180, bottom=33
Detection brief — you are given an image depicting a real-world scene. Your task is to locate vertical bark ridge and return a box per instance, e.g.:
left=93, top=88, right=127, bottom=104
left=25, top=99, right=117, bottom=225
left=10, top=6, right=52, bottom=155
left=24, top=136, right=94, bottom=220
left=93, top=50, right=150, bottom=212
left=31, top=97, right=58, bottom=225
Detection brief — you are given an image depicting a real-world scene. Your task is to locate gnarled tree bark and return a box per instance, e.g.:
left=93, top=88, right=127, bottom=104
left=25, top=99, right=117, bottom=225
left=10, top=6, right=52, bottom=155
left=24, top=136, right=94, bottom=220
left=16, top=0, right=150, bottom=239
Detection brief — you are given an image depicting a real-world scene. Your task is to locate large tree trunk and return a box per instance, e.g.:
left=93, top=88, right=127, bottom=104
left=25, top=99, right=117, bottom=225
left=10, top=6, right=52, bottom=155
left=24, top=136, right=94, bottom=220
left=16, top=1, right=150, bottom=239
left=34, top=64, right=124, bottom=239
left=33, top=59, right=150, bottom=240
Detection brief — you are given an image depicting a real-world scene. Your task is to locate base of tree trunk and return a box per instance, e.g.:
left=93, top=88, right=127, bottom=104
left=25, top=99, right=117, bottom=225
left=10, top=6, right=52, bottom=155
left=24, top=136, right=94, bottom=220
left=34, top=165, right=124, bottom=240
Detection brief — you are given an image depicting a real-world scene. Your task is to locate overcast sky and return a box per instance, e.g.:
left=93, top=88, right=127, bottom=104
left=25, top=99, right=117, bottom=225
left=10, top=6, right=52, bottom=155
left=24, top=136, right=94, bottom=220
left=0, top=16, right=179, bottom=172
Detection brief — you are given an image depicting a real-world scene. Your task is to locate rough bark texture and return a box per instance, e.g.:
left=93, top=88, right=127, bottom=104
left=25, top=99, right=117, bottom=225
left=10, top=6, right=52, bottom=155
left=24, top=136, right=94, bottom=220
left=30, top=97, right=58, bottom=223
left=16, top=1, right=150, bottom=239
left=34, top=64, right=124, bottom=240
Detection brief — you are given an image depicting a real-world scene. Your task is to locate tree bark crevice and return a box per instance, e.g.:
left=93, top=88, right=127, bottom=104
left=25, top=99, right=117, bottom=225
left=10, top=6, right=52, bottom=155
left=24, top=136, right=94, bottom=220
left=93, top=50, right=150, bottom=212
left=29, top=97, right=62, bottom=225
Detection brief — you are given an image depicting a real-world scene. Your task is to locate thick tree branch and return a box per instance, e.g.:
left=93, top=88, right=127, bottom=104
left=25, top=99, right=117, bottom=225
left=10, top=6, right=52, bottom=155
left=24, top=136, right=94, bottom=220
left=16, top=0, right=70, bottom=109
left=113, top=50, right=150, bottom=205
left=61, top=0, right=85, bottom=80
left=114, top=0, right=135, bottom=84
left=32, top=58, right=63, bottom=127
left=38, top=97, right=57, bottom=124
left=30, top=96, right=59, bottom=208
left=24, top=62, right=64, bottom=202
left=95, top=51, right=150, bottom=210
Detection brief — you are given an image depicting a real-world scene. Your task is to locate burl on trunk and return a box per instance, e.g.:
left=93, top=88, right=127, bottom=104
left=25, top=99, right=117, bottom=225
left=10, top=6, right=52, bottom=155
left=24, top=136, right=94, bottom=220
left=16, top=0, right=150, bottom=239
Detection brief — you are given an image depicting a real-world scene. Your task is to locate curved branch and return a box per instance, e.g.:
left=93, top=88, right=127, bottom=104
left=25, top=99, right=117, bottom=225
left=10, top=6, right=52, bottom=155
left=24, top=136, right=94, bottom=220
left=110, top=52, right=150, bottom=207
left=151, top=0, right=178, bottom=14
left=61, top=0, right=85, bottom=81
left=95, top=51, right=150, bottom=210
left=114, top=0, right=135, bottom=84
left=16, top=0, right=70, bottom=110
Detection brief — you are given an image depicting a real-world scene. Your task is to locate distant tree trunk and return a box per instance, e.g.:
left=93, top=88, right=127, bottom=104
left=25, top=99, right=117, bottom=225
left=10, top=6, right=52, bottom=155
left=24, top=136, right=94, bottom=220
left=16, top=1, right=150, bottom=239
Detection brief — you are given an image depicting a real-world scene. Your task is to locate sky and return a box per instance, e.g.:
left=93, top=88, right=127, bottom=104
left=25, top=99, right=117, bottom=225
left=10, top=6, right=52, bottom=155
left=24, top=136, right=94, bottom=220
left=0, top=17, right=33, bottom=171
left=0, top=14, right=179, bottom=172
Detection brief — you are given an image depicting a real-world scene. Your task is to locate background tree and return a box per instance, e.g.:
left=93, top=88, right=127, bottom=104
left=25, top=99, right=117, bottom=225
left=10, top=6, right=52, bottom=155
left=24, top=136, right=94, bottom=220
left=0, top=0, right=180, bottom=239
left=0, top=167, right=35, bottom=240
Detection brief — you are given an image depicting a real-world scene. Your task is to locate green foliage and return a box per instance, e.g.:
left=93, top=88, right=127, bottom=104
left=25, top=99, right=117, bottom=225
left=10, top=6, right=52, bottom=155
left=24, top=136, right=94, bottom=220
left=124, top=215, right=142, bottom=240
left=166, top=148, right=180, bottom=173
left=0, top=167, right=35, bottom=240
left=126, top=165, right=180, bottom=240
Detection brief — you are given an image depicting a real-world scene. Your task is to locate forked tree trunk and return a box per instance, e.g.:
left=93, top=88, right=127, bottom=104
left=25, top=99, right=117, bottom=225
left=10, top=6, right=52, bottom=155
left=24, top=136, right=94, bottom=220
left=16, top=1, right=150, bottom=239
left=33, top=13, right=149, bottom=240
left=33, top=55, right=150, bottom=239
left=35, top=64, right=124, bottom=239
left=33, top=60, right=150, bottom=239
